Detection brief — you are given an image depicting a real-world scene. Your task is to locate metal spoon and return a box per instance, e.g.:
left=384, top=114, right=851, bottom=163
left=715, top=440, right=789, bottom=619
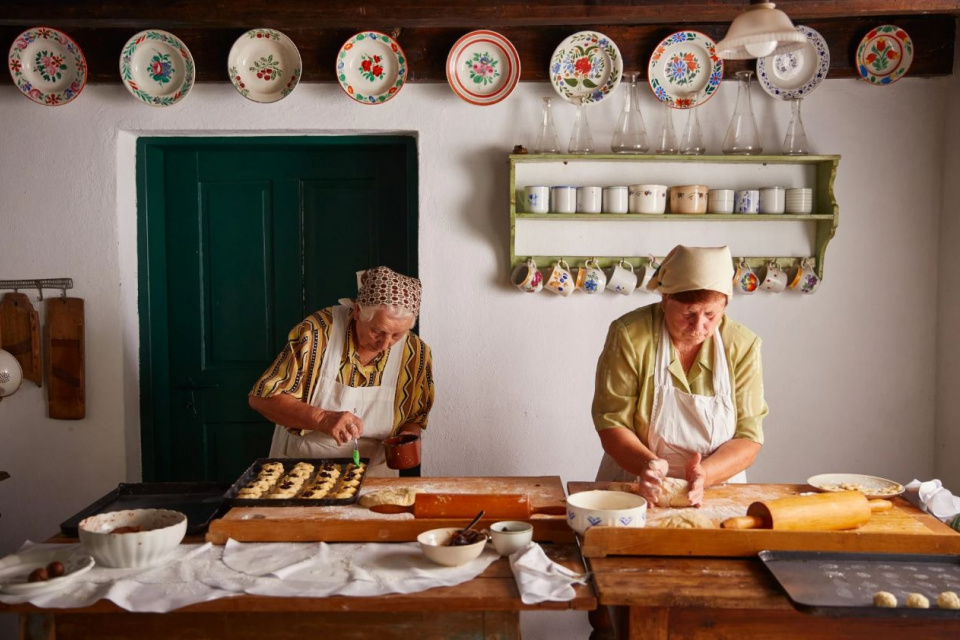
left=449, top=510, right=486, bottom=546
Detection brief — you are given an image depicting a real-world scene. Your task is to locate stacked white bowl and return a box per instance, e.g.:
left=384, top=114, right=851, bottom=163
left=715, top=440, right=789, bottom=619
left=785, top=187, right=813, bottom=214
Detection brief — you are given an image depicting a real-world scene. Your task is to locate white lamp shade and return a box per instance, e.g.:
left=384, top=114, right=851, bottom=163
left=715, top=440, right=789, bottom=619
left=0, top=349, right=23, bottom=398
left=716, top=1, right=807, bottom=60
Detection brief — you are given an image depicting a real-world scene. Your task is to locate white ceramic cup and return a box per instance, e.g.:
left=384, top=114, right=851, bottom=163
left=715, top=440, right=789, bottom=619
left=759, top=186, right=786, bottom=214
left=607, top=260, right=637, bottom=295
left=523, top=186, right=549, bottom=214
left=733, top=261, right=759, bottom=295
left=638, top=257, right=660, bottom=291
left=550, top=186, right=577, bottom=214
left=602, top=186, right=628, bottom=213
left=510, top=258, right=543, bottom=293
left=785, top=187, right=813, bottom=214
left=789, top=258, right=821, bottom=294
left=576, top=258, right=607, bottom=294
left=734, top=189, right=760, bottom=214
left=577, top=186, right=603, bottom=213
left=760, top=261, right=788, bottom=293
left=669, top=185, right=708, bottom=214
left=629, top=184, right=667, bottom=214
left=707, top=189, right=735, bottom=214
left=487, top=521, right=534, bottom=556
left=545, top=259, right=575, bottom=296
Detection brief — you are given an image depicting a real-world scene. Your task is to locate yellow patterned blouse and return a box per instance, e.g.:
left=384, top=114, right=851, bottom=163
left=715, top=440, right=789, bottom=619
left=249, top=307, right=434, bottom=433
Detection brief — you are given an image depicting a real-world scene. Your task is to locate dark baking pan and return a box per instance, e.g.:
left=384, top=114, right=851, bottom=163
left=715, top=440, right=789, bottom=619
left=223, top=457, right=369, bottom=507
left=60, top=482, right=229, bottom=537
left=760, top=550, right=960, bottom=618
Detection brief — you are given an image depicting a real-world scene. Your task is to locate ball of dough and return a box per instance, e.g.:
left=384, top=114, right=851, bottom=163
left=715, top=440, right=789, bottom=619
left=873, top=591, right=897, bottom=608
left=658, top=478, right=692, bottom=508
left=906, top=593, right=930, bottom=609
left=358, top=488, right=419, bottom=508
left=937, top=591, right=960, bottom=609
left=657, top=510, right=714, bottom=529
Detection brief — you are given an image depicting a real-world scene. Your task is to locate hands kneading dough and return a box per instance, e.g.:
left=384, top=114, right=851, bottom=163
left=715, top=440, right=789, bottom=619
left=657, top=478, right=692, bottom=508
left=358, top=488, right=419, bottom=508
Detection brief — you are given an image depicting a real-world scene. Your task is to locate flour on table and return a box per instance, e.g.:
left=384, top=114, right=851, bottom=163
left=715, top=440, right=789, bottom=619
left=656, top=510, right=715, bottom=529
left=358, top=488, right=418, bottom=508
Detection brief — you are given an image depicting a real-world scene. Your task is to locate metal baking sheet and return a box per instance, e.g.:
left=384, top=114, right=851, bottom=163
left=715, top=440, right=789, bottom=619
left=60, top=482, right=229, bottom=537
left=760, top=550, right=960, bottom=617
left=224, top=457, right=369, bottom=507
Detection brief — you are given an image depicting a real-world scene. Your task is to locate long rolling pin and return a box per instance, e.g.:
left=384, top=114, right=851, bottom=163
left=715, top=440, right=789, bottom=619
left=721, top=490, right=893, bottom=531
left=367, top=493, right=566, bottom=517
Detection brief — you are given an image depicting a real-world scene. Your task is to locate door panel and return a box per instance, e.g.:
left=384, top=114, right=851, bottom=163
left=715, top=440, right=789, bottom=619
left=139, top=137, right=418, bottom=482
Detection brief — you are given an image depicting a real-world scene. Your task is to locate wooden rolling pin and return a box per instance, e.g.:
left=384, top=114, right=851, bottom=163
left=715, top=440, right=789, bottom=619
left=367, top=493, right=566, bottom=517
left=721, top=490, right=893, bottom=531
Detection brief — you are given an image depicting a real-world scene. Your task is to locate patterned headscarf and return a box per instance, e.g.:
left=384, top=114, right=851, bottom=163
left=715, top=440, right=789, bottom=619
left=356, top=266, right=422, bottom=316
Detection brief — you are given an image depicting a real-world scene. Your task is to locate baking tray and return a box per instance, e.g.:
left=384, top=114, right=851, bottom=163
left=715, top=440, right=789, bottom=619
left=60, top=482, right=229, bottom=537
left=224, top=457, right=369, bottom=507
left=760, top=550, right=960, bottom=618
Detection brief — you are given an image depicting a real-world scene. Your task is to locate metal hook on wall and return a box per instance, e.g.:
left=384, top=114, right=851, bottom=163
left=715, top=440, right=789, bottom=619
left=35, top=280, right=44, bottom=301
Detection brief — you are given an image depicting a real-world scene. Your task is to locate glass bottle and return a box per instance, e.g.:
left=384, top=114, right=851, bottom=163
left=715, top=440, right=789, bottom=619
left=655, top=100, right=678, bottom=154
left=722, top=70, right=763, bottom=155
left=568, top=98, right=595, bottom=155
left=532, top=96, right=561, bottom=154
left=679, top=94, right=705, bottom=155
left=611, top=72, right=648, bottom=153
left=781, top=98, right=810, bottom=155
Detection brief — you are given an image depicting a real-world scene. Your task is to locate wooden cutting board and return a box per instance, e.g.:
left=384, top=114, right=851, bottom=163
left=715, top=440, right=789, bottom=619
left=568, top=482, right=960, bottom=558
left=0, top=293, right=41, bottom=386
left=46, top=297, right=84, bottom=420
left=207, top=476, right=574, bottom=544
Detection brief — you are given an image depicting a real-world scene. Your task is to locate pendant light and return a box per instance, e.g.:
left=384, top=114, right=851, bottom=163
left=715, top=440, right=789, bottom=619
left=0, top=349, right=22, bottom=403
left=715, top=0, right=807, bottom=60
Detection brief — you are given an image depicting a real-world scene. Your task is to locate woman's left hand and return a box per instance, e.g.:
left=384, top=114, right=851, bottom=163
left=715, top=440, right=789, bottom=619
left=685, top=453, right=706, bottom=507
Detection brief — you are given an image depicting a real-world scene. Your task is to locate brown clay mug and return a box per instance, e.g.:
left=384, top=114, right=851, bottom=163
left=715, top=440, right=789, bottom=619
left=384, top=433, right=421, bottom=470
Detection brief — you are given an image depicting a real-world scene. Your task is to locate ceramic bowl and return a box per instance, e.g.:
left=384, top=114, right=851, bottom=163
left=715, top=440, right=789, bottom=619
left=669, top=185, right=708, bottom=214
left=417, top=527, right=487, bottom=567
left=566, top=490, right=647, bottom=535
left=79, top=509, right=187, bottom=568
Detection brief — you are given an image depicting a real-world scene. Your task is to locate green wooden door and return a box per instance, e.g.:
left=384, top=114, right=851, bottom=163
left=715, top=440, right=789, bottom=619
left=138, top=137, right=418, bottom=482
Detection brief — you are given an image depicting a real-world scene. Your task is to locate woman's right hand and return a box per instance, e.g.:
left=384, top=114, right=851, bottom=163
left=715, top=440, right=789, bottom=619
left=637, top=458, right=669, bottom=503
left=315, top=410, right=364, bottom=445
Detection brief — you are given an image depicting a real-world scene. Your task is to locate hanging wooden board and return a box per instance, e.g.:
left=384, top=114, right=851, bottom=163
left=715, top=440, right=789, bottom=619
left=46, top=297, right=85, bottom=420
left=0, top=293, right=41, bottom=387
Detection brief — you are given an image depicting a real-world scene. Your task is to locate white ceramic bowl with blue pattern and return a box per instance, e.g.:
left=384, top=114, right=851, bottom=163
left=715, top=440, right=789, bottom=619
left=566, top=490, right=647, bottom=535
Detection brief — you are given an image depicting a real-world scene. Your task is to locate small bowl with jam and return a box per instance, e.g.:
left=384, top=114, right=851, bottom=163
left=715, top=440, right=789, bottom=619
left=78, top=509, right=187, bottom=568
left=417, top=527, right=488, bottom=567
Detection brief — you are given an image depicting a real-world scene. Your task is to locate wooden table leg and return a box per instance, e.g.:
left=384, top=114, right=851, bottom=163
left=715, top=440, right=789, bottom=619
left=587, top=605, right=616, bottom=640
left=20, top=613, right=54, bottom=640
left=620, top=606, right=669, bottom=640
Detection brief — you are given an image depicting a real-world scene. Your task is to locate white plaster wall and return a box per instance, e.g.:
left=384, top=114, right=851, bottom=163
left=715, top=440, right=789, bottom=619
left=0, top=74, right=951, bottom=637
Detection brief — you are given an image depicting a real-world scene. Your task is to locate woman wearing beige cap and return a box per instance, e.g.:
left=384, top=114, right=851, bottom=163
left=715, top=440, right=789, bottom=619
left=592, top=246, right=768, bottom=506
left=249, top=266, right=434, bottom=477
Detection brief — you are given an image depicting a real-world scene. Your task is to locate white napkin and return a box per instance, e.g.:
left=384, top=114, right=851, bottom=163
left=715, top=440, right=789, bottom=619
left=508, top=542, right=588, bottom=604
left=905, top=479, right=960, bottom=529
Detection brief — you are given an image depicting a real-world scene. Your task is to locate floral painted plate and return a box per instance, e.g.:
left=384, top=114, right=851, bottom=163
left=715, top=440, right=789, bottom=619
left=549, top=31, right=622, bottom=104
left=856, top=25, right=913, bottom=85
left=337, top=31, right=406, bottom=104
left=120, top=30, right=195, bottom=107
left=446, top=30, right=520, bottom=106
left=228, top=29, right=301, bottom=103
left=8, top=27, right=87, bottom=106
left=648, top=31, right=723, bottom=109
left=757, top=25, right=830, bottom=100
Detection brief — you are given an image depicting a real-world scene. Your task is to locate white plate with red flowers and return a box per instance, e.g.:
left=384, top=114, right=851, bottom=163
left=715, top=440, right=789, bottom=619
left=120, top=30, right=195, bottom=107
left=856, top=25, right=913, bottom=86
left=446, top=30, right=520, bottom=106
left=228, top=28, right=301, bottom=103
left=336, top=31, right=407, bottom=105
left=648, top=30, right=723, bottom=109
left=549, top=31, right=622, bottom=104
left=8, top=27, right=87, bottom=106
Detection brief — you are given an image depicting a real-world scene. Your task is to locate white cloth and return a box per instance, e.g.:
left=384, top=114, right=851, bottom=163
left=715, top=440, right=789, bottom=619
left=0, top=539, right=500, bottom=612
left=597, top=319, right=744, bottom=483
left=905, top=479, right=960, bottom=529
left=508, top=543, right=587, bottom=604
left=270, top=303, right=404, bottom=476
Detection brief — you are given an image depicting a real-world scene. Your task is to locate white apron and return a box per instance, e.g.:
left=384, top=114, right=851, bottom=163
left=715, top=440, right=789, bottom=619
left=596, top=318, right=745, bottom=484
left=269, top=304, right=404, bottom=477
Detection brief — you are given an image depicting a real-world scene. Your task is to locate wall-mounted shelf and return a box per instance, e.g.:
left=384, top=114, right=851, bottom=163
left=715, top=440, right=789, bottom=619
left=509, top=153, right=839, bottom=282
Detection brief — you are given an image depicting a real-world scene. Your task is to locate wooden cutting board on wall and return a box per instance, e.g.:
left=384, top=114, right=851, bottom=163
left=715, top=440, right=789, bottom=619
left=46, top=297, right=84, bottom=420
left=0, top=292, right=41, bottom=386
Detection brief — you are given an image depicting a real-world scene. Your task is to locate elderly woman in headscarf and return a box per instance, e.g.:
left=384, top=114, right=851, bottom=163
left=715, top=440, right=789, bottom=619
left=249, top=266, right=434, bottom=477
left=592, top=246, right=768, bottom=506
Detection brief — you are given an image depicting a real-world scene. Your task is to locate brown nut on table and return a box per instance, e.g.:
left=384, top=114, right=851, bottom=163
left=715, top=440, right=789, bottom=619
left=46, top=561, right=65, bottom=578
left=28, top=567, right=49, bottom=582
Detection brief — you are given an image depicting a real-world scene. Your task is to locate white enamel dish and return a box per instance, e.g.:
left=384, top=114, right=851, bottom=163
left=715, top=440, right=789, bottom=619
left=446, top=30, right=521, bottom=106
left=8, top=27, right=87, bottom=106
left=549, top=31, right=622, bottom=104
left=336, top=31, right=407, bottom=105
left=228, top=29, right=302, bottom=103
left=119, top=29, right=195, bottom=107
left=0, top=548, right=95, bottom=596
left=807, top=473, right=905, bottom=500
left=757, top=25, right=830, bottom=100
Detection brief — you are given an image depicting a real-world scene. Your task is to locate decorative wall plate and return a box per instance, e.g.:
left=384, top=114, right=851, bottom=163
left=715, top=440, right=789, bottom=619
left=336, top=31, right=406, bottom=104
left=228, top=29, right=301, bottom=103
left=549, top=31, right=622, bottom=104
left=8, top=27, right=87, bottom=106
left=856, top=25, right=913, bottom=85
left=446, top=30, right=520, bottom=106
left=757, top=25, right=830, bottom=100
left=648, top=31, right=723, bottom=109
left=120, top=30, right=195, bottom=107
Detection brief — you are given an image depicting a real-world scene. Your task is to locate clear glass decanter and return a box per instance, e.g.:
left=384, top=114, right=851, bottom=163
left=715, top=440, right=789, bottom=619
left=611, top=72, right=648, bottom=153
left=781, top=98, right=810, bottom=155
left=722, top=70, right=763, bottom=155
left=568, top=98, right=595, bottom=155
left=655, top=100, right=678, bottom=154
left=532, top=96, right=561, bottom=154
left=679, top=94, right=705, bottom=155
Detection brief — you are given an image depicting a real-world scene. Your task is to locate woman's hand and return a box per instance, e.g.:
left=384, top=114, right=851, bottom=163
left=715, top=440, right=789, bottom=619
left=315, top=410, right=363, bottom=445
left=638, top=458, right=669, bottom=504
left=685, top=452, right=706, bottom=507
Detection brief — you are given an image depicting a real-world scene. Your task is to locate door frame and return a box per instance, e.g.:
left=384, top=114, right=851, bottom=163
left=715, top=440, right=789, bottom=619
left=136, top=135, right=419, bottom=481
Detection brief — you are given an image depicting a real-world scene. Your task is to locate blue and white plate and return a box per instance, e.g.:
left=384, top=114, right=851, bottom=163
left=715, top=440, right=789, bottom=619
left=757, top=26, right=830, bottom=100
